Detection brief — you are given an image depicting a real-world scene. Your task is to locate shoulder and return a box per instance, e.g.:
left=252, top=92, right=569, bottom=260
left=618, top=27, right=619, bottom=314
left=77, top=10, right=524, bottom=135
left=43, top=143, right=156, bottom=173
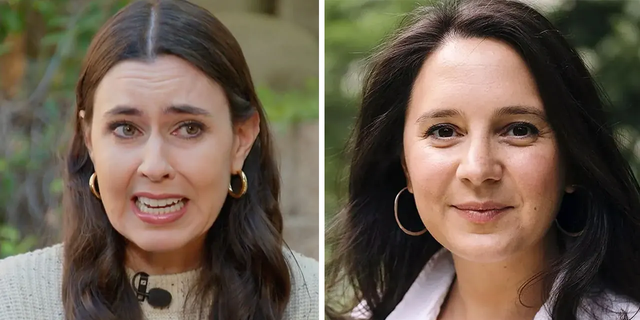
left=282, top=248, right=319, bottom=319
left=0, top=242, right=63, bottom=269
left=0, top=243, right=65, bottom=320
left=284, top=248, right=318, bottom=280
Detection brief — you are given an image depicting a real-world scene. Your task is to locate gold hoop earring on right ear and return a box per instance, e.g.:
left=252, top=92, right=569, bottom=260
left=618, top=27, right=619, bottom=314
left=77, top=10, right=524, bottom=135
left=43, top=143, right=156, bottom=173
left=394, top=187, right=427, bottom=236
left=89, top=172, right=101, bottom=200
left=228, top=171, right=248, bottom=198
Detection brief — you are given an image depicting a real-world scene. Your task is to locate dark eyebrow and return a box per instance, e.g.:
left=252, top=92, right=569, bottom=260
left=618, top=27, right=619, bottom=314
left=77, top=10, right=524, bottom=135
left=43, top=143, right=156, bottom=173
left=164, top=104, right=211, bottom=117
left=415, top=109, right=463, bottom=124
left=494, top=105, right=546, bottom=121
left=415, top=105, right=546, bottom=124
left=104, top=104, right=211, bottom=117
left=105, top=105, right=142, bottom=117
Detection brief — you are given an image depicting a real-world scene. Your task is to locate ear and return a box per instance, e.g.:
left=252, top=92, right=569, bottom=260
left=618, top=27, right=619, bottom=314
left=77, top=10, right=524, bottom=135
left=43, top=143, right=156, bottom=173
left=230, top=112, right=260, bottom=173
left=401, top=155, right=413, bottom=194
left=565, top=184, right=576, bottom=194
left=79, top=110, right=94, bottom=161
left=564, top=171, right=576, bottom=194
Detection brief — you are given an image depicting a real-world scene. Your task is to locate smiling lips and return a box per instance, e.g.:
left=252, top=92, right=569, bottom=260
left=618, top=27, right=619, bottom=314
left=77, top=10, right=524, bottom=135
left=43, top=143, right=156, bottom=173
left=131, top=193, right=189, bottom=225
left=452, top=201, right=513, bottom=224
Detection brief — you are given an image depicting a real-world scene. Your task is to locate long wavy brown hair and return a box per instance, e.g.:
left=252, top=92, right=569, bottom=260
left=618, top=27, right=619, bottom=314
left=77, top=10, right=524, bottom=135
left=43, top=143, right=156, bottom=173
left=61, top=0, right=290, bottom=319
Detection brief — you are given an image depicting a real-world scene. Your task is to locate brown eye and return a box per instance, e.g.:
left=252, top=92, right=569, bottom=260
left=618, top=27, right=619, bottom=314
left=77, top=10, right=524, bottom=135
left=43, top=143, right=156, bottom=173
left=425, top=124, right=459, bottom=139
left=113, top=123, right=139, bottom=138
left=505, top=122, right=539, bottom=138
left=173, top=122, right=204, bottom=139
left=185, top=124, right=200, bottom=135
left=123, top=125, right=136, bottom=136
left=435, top=127, right=455, bottom=138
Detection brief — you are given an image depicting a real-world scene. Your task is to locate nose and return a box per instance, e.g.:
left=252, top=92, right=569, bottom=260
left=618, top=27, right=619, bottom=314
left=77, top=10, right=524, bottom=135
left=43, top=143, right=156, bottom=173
left=456, top=135, right=503, bottom=186
left=137, top=136, right=175, bottom=182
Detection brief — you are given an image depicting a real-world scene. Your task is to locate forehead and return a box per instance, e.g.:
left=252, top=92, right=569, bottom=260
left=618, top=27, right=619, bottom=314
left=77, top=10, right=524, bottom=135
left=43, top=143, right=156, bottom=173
left=410, top=37, right=542, bottom=112
left=93, top=55, right=227, bottom=115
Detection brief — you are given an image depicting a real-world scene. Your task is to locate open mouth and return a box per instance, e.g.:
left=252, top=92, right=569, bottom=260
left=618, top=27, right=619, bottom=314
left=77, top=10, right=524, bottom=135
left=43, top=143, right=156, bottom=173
left=134, top=196, right=188, bottom=215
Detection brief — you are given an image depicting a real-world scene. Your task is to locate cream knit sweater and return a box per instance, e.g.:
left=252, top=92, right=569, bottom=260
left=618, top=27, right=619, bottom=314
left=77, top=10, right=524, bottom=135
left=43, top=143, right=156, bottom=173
left=0, top=243, right=319, bottom=319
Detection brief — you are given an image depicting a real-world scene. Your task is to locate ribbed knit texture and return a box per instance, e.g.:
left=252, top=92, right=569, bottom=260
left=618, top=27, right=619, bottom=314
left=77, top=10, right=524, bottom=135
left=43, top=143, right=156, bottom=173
left=0, top=243, right=319, bottom=319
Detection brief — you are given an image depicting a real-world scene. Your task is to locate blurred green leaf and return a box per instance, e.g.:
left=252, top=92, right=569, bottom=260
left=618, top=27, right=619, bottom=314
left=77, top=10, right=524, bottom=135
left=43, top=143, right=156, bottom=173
left=40, top=32, right=65, bottom=46
left=0, top=225, right=37, bottom=259
left=0, top=8, right=22, bottom=32
left=49, top=178, right=64, bottom=194
left=0, top=225, right=19, bottom=242
left=257, top=78, right=319, bottom=124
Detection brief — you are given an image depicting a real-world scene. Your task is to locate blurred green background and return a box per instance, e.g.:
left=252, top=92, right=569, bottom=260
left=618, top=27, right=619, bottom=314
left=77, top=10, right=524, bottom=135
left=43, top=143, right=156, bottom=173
left=0, top=0, right=320, bottom=259
left=325, top=0, right=640, bottom=224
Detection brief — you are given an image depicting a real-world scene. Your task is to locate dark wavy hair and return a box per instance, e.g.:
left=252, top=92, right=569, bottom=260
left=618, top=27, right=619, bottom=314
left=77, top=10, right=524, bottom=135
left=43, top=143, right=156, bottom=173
left=326, top=0, right=640, bottom=319
left=62, top=0, right=291, bottom=319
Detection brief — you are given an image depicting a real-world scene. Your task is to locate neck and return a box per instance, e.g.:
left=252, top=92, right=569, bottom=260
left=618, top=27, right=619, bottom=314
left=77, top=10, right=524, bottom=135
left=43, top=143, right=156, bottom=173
left=124, top=236, right=204, bottom=275
left=442, top=232, right=558, bottom=320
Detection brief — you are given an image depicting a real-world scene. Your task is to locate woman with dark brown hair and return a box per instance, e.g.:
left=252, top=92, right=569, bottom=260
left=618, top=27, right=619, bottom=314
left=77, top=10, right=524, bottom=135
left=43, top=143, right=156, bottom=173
left=326, top=0, right=640, bottom=319
left=0, top=0, right=318, bottom=319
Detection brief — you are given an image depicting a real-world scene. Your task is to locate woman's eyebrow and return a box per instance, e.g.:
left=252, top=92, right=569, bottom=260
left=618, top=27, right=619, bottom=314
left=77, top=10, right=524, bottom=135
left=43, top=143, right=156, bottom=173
left=494, top=105, right=546, bottom=121
left=415, top=108, right=463, bottom=124
left=104, top=104, right=212, bottom=117
left=164, top=104, right=211, bottom=117
left=414, top=105, right=546, bottom=125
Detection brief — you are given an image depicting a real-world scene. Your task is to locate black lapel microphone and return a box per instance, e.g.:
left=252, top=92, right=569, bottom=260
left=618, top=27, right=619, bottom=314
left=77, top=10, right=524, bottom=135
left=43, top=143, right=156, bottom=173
left=132, top=272, right=172, bottom=309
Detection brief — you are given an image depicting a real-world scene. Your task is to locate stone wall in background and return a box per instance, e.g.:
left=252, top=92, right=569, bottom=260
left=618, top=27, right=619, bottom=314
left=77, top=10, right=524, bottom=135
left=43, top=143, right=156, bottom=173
left=191, top=0, right=319, bottom=259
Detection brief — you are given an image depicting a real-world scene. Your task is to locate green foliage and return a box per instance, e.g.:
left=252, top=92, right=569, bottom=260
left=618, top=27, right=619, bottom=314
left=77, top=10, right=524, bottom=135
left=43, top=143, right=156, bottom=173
left=257, top=78, right=319, bottom=129
left=325, top=0, right=429, bottom=218
left=0, top=224, right=37, bottom=259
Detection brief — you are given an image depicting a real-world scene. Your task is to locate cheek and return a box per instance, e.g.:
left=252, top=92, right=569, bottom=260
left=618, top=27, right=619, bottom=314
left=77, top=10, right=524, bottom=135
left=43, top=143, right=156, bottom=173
left=508, top=145, right=565, bottom=222
left=404, top=141, right=457, bottom=214
left=178, top=139, right=233, bottom=205
left=170, top=130, right=237, bottom=224
left=90, top=140, right=137, bottom=221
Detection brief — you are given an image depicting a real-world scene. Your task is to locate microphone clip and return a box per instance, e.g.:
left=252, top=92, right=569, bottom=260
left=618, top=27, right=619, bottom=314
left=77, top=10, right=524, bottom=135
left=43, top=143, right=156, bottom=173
left=132, top=271, right=173, bottom=309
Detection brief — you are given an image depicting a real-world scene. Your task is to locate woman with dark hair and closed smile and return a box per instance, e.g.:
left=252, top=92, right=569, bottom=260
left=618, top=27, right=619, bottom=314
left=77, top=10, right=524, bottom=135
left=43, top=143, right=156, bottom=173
left=0, top=0, right=318, bottom=319
left=326, top=0, right=640, bottom=319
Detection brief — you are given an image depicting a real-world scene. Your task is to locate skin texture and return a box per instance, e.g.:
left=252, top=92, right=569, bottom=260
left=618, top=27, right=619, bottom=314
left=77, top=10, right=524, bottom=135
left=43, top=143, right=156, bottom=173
left=84, top=55, right=259, bottom=274
left=403, top=37, right=571, bottom=319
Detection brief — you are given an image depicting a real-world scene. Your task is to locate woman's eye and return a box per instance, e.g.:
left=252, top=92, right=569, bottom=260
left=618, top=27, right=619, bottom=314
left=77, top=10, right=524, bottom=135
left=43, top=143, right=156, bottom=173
left=173, top=122, right=204, bottom=138
left=425, top=124, right=458, bottom=139
left=113, top=124, right=139, bottom=138
left=435, top=127, right=455, bottom=138
left=505, top=123, right=539, bottom=137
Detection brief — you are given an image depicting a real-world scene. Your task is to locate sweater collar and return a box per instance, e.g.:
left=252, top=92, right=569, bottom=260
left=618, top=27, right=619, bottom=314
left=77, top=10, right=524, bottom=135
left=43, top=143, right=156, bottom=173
left=125, top=267, right=204, bottom=317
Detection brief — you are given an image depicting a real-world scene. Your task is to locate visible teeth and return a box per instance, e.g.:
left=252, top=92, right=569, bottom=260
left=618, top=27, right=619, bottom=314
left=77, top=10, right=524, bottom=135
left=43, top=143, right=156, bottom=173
left=137, top=197, right=182, bottom=208
left=136, top=198, right=185, bottom=214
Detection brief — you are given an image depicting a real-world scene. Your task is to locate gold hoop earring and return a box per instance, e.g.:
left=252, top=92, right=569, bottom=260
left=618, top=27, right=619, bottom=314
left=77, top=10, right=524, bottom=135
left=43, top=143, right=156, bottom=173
left=89, top=172, right=101, bottom=199
left=228, top=171, right=248, bottom=198
left=394, top=187, right=426, bottom=236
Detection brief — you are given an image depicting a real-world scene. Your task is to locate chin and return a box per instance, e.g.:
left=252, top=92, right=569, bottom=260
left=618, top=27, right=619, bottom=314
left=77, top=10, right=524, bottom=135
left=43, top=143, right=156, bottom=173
left=443, top=232, right=523, bottom=263
left=127, top=232, right=190, bottom=253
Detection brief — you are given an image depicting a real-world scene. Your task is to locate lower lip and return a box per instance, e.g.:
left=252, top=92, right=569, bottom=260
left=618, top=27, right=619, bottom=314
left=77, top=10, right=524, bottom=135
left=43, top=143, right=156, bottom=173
left=131, top=199, right=188, bottom=225
left=454, top=207, right=511, bottom=224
